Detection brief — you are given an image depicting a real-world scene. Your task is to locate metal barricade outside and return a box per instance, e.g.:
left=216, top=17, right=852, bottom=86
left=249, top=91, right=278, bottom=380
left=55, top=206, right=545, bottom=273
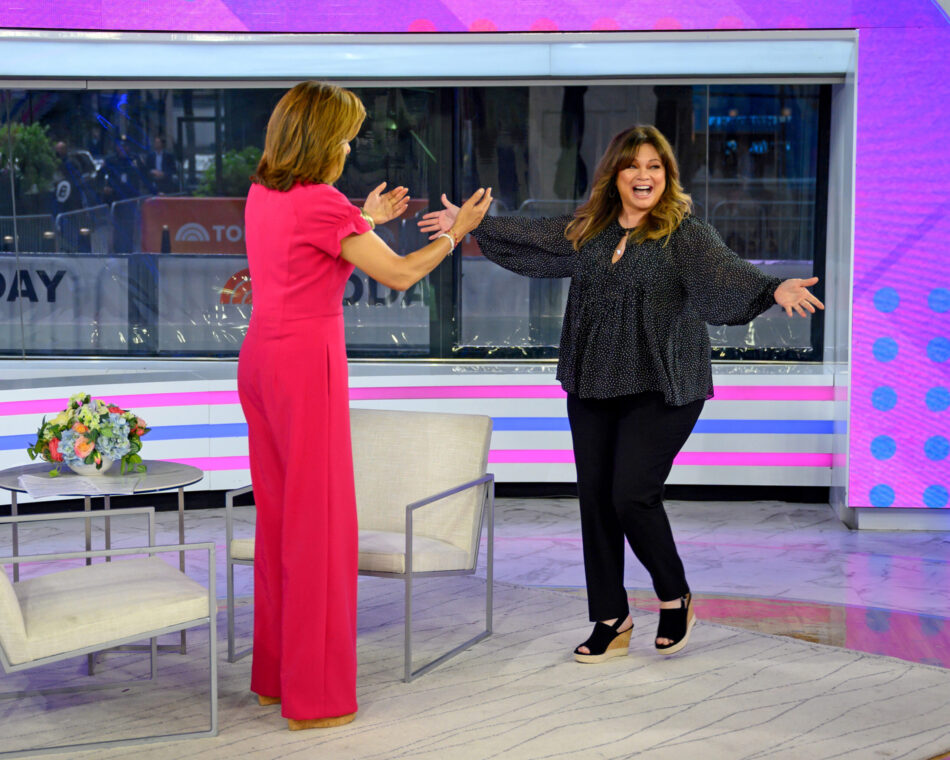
left=111, top=195, right=153, bottom=254
left=709, top=199, right=814, bottom=260
left=55, top=205, right=111, bottom=253
left=0, top=214, right=56, bottom=253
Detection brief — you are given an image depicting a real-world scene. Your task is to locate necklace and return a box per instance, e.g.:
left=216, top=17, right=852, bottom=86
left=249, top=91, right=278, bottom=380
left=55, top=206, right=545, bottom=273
left=614, top=228, right=630, bottom=260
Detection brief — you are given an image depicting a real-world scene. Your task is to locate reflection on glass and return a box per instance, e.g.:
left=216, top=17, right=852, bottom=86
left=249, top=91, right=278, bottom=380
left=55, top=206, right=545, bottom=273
left=0, top=83, right=825, bottom=360
left=458, top=83, right=823, bottom=360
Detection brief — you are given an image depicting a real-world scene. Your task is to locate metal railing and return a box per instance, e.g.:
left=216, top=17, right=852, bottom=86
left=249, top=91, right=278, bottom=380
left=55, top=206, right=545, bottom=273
left=55, top=205, right=111, bottom=253
left=0, top=214, right=56, bottom=253
left=709, top=199, right=815, bottom=261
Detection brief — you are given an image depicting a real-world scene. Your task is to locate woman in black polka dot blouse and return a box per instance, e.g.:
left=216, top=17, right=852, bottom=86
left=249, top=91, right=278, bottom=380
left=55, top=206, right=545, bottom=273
left=420, top=125, right=823, bottom=662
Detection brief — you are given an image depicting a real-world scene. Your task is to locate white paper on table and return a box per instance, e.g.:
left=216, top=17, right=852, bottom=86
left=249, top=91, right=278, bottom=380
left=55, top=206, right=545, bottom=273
left=18, top=474, right=142, bottom=498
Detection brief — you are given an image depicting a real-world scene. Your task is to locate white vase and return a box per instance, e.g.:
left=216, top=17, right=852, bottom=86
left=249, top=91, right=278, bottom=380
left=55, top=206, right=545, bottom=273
left=68, top=457, right=115, bottom=476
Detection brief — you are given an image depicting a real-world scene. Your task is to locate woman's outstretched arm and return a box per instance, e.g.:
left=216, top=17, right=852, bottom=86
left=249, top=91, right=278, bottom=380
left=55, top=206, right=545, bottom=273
left=419, top=194, right=577, bottom=279
left=341, top=188, right=493, bottom=291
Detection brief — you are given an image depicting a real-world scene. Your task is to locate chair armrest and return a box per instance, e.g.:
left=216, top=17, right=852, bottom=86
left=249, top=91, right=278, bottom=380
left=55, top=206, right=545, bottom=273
left=404, top=474, right=494, bottom=572
left=225, top=485, right=253, bottom=546
left=0, top=542, right=213, bottom=564
left=225, top=485, right=254, bottom=504
left=404, top=474, right=494, bottom=515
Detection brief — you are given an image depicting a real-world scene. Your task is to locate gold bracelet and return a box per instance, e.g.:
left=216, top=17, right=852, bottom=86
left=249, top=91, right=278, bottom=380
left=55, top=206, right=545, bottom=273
left=360, top=209, right=376, bottom=230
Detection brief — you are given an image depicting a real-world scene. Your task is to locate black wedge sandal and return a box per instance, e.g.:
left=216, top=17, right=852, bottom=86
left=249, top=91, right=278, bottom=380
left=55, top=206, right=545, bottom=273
left=573, top=616, right=633, bottom=664
left=655, top=593, right=696, bottom=655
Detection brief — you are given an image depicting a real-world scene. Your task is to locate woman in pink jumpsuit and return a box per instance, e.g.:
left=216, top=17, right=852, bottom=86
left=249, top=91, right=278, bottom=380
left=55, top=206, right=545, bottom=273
left=238, top=81, right=493, bottom=730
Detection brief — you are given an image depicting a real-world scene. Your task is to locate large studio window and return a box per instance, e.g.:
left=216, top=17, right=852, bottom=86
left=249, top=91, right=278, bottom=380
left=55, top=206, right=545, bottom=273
left=456, top=83, right=827, bottom=361
left=0, top=82, right=827, bottom=360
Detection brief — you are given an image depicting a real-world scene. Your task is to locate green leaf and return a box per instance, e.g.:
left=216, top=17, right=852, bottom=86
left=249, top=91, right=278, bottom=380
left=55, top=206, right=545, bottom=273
left=194, top=145, right=262, bottom=197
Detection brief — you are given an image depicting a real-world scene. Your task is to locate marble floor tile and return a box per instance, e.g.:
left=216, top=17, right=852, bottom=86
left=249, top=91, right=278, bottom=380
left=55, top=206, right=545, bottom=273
left=3, top=497, right=948, bottom=670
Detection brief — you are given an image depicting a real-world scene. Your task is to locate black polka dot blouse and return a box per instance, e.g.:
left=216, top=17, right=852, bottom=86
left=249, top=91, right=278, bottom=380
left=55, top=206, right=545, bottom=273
left=472, top=214, right=782, bottom=406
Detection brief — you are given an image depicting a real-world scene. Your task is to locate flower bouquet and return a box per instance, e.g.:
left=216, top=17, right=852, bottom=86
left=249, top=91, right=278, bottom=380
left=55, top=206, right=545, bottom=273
left=26, top=392, right=151, bottom=476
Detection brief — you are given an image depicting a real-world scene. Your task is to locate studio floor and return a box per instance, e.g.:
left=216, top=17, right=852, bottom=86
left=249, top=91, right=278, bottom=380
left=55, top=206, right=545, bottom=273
left=3, top=496, right=950, bottom=759
left=10, top=496, right=950, bottom=670
left=485, top=497, right=950, bottom=670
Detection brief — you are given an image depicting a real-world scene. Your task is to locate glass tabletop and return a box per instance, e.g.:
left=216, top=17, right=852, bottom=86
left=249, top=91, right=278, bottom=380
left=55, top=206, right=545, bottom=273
left=0, top=460, right=204, bottom=495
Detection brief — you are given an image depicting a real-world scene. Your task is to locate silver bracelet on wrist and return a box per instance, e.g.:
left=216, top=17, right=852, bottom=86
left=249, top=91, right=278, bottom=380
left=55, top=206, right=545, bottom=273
left=436, top=232, right=456, bottom=253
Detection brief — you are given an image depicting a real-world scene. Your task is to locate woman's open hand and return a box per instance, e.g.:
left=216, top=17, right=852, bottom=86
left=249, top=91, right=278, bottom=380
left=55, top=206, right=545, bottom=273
left=448, top=188, right=493, bottom=239
left=774, top=276, right=825, bottom=317
left=362, top=182, right=410, bottom=226
left=418, top=193, right=461, bottom=239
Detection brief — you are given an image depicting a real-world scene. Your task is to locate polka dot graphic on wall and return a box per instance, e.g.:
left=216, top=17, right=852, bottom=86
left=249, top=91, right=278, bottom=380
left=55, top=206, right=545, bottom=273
left=923, top=485, right=949, bottom=508
left=926, top=387, right=950, bottom=411
left=927, top=337, right=950, bottom=362
left=873, top=287, right=900, bottom=313
left=871, top=386, right=897, bottom=411
left=873, top=337, right=899, bottom=362
left=871, top=435, right=897, bottom=460
left=929, top=288, right=950, bottom=313
left=924, top=436, right=949, bottom=461
left=869, top=484, right=896, bottom=507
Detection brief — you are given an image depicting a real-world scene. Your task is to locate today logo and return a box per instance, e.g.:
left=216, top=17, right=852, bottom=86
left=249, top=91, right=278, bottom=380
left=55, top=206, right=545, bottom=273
left=176, top=222, right=244, bottom=243
left=175, top=222, right=210, bottom=242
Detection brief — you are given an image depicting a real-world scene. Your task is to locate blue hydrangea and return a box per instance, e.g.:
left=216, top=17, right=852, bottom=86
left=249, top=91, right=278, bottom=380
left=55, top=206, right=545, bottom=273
left=58, top=428, right=85, bottom=465
left=56, top=412, right=132, bottom=467
left=97, top=433, right=132, bottom=461
left=96, top=413, right=133, bottom=461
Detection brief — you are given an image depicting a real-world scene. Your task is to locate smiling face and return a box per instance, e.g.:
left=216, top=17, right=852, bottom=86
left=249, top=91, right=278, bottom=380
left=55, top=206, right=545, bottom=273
left=614, top=142, right=666, bottom=224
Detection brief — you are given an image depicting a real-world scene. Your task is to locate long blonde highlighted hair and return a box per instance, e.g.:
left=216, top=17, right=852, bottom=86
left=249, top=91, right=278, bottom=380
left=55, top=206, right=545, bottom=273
left=253, top=81, right=366, bottom=191
left=565, top=125, right=692, bottom=250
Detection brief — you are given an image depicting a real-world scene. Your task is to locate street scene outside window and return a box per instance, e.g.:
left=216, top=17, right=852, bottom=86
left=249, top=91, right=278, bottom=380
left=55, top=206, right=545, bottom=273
left=0, top=84, right=826, bottom=359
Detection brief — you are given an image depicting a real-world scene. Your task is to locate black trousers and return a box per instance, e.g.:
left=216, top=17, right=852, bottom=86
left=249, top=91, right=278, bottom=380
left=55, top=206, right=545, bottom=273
left=567, top=391, right=705, bottom=622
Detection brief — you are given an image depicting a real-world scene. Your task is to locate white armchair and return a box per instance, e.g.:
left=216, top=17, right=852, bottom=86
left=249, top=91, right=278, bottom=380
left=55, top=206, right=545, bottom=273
left=0, top=508, right=217, bottom=757
left=226, top=407, right=494, bottom=681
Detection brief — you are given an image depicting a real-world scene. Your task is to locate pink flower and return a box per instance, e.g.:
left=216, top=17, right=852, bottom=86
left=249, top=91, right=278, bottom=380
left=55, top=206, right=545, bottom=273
left=72, top=422, right=88, bottom=433
left=74, top=436, right=94, bottom=459
left=49, top=438, right=63, bottom=462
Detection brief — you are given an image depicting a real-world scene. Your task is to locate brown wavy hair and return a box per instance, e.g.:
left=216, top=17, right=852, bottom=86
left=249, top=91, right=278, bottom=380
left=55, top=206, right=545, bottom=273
left=252, top=81, right=366, bottom=191
left=565, top=125, right=692, bottom=250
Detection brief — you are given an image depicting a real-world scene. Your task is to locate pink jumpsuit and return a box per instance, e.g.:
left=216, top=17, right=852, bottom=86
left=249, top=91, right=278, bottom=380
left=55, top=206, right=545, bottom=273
left=237, top=182, right=369, bottom=720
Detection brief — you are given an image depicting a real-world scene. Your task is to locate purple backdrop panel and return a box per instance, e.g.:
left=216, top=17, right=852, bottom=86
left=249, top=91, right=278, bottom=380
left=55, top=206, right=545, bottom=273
left=1, top=0, right=949, bottom=511
left=2, top=0, right=947, bottom=33
left=850, top=23, right=950, bottom=508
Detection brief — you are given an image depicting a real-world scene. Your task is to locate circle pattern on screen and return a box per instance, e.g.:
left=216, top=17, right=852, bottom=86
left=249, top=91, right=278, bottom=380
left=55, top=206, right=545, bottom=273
left=868, top=289, right=947, bottom=509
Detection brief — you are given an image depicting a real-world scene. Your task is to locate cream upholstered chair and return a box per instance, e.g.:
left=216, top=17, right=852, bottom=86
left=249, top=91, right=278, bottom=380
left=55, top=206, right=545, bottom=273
left=0, top=508, right=217, bottom=757
left=225, top=407, right=494, bottom=681
left=225, top=483, right=255, bottom=663
left=351, top=408, right=494, bottom=681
